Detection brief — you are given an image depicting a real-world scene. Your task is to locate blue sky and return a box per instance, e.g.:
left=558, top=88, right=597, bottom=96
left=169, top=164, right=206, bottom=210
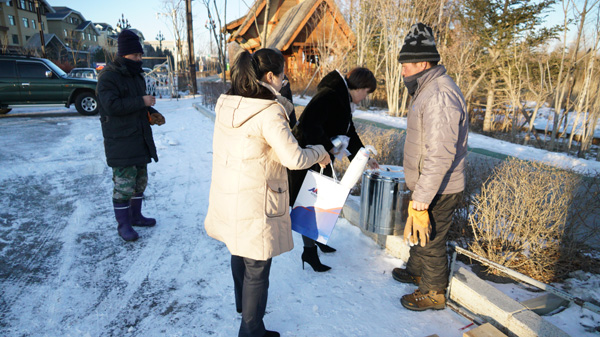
left=49, top=0, right=248, bottom=55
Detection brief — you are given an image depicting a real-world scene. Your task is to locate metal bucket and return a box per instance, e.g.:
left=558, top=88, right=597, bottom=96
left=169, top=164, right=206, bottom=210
left=359, top=165, right=410, bottom=235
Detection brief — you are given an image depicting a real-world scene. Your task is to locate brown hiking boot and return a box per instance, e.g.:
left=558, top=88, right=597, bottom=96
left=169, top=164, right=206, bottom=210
left=401, top=289, right=446, bottom=311
left=392, top=268, right=421, bottom=285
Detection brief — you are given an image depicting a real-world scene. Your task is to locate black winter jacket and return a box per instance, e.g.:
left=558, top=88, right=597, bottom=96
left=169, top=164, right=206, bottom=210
left=97, top=58, right=158, bottom=167
left=289, top=70, right=364, bottom=204
left=293, top=70, right=363, bottom=156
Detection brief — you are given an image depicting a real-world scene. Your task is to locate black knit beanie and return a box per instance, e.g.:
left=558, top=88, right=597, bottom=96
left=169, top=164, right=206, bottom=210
left=397, top=23, right=440, bottom=64
left=117, top=29, right=143, bottom=57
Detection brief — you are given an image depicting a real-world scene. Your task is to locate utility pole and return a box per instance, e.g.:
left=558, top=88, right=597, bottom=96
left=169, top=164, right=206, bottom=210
left=34, top=0, right=46, bottom=58
left=185, top=0, right=197, bottom=94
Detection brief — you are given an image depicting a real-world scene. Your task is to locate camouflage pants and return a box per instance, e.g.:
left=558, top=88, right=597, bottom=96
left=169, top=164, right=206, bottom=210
left=112, top=165, right=148, bottom=203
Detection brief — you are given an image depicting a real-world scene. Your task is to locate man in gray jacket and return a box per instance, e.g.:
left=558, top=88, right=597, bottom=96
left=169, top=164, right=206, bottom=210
left=391, top=23, right=468, bottom=311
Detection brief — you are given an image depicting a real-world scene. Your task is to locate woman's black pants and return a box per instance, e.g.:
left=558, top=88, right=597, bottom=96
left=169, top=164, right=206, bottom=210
left=231, top=255, right=272, bottom=337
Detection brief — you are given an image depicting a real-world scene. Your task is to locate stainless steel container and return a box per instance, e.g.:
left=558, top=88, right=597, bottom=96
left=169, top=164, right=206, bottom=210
left=359, top=165, right=410, bottom=235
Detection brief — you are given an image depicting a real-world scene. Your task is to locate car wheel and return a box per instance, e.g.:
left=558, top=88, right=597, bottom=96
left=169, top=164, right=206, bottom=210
left=0, top=108, right=12, bottom=114
left=75, top=92, right=98, bottom=116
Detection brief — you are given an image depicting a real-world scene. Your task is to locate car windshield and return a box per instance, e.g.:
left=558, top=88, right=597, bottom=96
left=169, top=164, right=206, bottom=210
left=44, top=60, right=67, bottom=78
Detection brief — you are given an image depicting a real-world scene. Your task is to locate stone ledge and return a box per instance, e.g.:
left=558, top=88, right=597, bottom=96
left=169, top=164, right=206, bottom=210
left=193, top=103, right=215, bottom=122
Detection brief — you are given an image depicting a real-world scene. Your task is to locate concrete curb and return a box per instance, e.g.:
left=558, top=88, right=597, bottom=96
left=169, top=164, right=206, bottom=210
left=341, top=196, right=570, bottom=337
left=193, top=103, right=215, bottom=122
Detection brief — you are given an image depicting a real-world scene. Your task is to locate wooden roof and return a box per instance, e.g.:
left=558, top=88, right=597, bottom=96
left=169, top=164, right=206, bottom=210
left=266, top=0, right=354, bottom=51
left=226, top=0, right=354, bottom=53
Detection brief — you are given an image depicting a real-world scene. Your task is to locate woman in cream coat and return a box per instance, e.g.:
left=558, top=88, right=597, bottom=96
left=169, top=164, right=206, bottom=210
left=204, top=48, right=330, bottom=337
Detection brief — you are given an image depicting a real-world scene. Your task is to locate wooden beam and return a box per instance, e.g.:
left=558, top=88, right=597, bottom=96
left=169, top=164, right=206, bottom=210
left=282, top=0, right=324, bottom=51
left=238, top=0, right=266, bottom=37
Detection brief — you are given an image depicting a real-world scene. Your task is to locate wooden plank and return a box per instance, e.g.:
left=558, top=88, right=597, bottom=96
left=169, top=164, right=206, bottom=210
left=463, top=323, right=507, bottom=337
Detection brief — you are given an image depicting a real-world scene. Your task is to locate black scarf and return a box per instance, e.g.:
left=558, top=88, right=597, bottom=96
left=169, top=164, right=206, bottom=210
left=117, top=56, right=143, bottom=76
left=403, top=66, right=437, bottom=96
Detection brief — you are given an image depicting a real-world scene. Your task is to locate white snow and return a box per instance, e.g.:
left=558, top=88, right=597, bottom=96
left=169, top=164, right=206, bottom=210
left=353, top=109, right=600, bottom=174
left=0, top=97, right=598, bottom=336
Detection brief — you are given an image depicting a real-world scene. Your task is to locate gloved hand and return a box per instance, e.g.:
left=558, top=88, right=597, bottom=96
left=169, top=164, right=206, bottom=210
left=149, top=112, right=166, bottom=126
left=407, top=200, right=431, bottom=247
left=403, top=215, right=417, bottom=246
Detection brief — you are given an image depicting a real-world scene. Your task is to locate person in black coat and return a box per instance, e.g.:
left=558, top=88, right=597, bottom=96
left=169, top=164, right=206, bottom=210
left=290, top=67, right=378, bottom=272
left=98, top=29, right=166, bottom=242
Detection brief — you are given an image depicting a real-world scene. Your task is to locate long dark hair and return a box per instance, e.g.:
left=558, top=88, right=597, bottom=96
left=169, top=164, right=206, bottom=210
left=228, top=48, right=284, bottom=99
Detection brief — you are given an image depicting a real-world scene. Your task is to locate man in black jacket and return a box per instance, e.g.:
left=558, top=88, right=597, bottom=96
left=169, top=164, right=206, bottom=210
left=98, top=29, right=166, bottom=241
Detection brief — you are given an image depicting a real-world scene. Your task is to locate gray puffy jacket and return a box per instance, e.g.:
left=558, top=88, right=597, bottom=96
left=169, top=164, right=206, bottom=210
left=403, top=65, right=468, bottom=204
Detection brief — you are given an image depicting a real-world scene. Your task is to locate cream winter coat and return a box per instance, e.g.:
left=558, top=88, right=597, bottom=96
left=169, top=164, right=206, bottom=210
left=204, top=94, right=328, bottom=261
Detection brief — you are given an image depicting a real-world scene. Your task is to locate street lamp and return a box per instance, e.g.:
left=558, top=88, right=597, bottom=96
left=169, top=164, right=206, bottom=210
left=116, top=14, right=131, bottom=31
left=156, top=30, right=165, bottom=52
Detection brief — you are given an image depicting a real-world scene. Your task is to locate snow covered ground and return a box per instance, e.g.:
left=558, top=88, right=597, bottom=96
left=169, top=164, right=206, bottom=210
left=0, top=96, right=598, bottom=336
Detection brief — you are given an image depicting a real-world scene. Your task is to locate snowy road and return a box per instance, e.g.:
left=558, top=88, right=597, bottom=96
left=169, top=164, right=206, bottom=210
left=0, top=98, right=471, bottom=336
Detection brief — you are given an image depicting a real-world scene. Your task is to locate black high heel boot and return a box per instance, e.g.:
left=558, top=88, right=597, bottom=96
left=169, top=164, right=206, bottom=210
left=315, top=241, right=337, bottom=253
left=301, top=246, right=331, bottom=272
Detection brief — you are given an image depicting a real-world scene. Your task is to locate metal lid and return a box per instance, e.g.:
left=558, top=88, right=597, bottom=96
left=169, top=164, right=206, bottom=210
left=364, top=165, right=405, bottom=181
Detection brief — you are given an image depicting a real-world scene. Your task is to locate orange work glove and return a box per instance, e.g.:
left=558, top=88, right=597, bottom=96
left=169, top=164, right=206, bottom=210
left=149, top=112, right=166, bottom=126
left=407, top=200, right=431, bottom=247
left=403, top=215, right=418, bottom=247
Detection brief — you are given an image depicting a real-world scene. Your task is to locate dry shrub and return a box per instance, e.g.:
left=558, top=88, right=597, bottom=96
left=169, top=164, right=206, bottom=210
left=566, top=171, right=600, bottom=248
left=450, top=158, right=499, bottom=245
left=333, top=122, right=405, bottom=195
left=199, top=81, right=230, bottom=110
left=468, top=158, right=581, bottom=282
left=289, top=67, right=320, bottom=98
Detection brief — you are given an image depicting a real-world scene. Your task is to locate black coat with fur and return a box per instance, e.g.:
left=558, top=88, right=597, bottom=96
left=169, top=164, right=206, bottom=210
left=97, top=58, right=158, bottom=168
left=289, top=70, right=364, bottom=204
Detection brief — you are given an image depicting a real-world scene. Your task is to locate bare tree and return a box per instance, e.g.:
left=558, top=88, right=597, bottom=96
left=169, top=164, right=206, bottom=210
left=547, top=0, right=600, bottom=152
left=160, top=0, right=186, bottom=72
left=573, top=11, right=600, bottom=156
left=202, top=0, right=227, bottom=84
left=522, top=58, right=553, bottom=146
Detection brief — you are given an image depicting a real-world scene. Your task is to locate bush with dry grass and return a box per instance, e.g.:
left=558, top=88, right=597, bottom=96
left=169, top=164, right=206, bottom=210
left=468, top=158, right=585, bottom=282
left=199, top=82, right=230, bottom=110
left=332, top=122, right=405, bottom=195
left=450, top=158, right=499, bottom=245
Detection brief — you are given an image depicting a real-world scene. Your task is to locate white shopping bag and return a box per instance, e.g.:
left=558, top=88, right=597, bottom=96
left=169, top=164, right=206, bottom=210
left=291, top=167, right=350, bottom=244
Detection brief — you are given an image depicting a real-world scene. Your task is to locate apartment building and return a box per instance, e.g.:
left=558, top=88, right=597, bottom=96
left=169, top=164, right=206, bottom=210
left=0, top=0, right=53, bottom=51
left=46, top=6, right=100, bottom=52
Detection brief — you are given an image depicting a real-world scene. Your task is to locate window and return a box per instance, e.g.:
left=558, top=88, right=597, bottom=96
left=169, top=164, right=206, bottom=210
left=88, top=33, right=91, bottom=41
left=41, top=21, right=44, bottom=30
left=19, top=0, right=25, bottom=9
left=17, top=62, right=51, bottom=78
left=31, top=19, right=36, bottom=29
left=22, top=17, right=29, bottom=28
left=28, top=1, right=33, bottom=11
left=81, top=32, right=85, bottom=40
left=94, top=35, right=97, bottom=42
left=12, top=34, right=18, bottom=44
left=7, top=1, right=13, bottom=7
left=0, top=61, right=17, bottom=78
left=63, top=29, right=67, bottom=37
left=8, top=15, right=15, bottom=26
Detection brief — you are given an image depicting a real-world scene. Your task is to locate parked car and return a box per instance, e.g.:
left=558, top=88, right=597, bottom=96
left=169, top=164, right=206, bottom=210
left=68, top=67, right=98, bottom=79
left=0, top=55, right=99, bottom=115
